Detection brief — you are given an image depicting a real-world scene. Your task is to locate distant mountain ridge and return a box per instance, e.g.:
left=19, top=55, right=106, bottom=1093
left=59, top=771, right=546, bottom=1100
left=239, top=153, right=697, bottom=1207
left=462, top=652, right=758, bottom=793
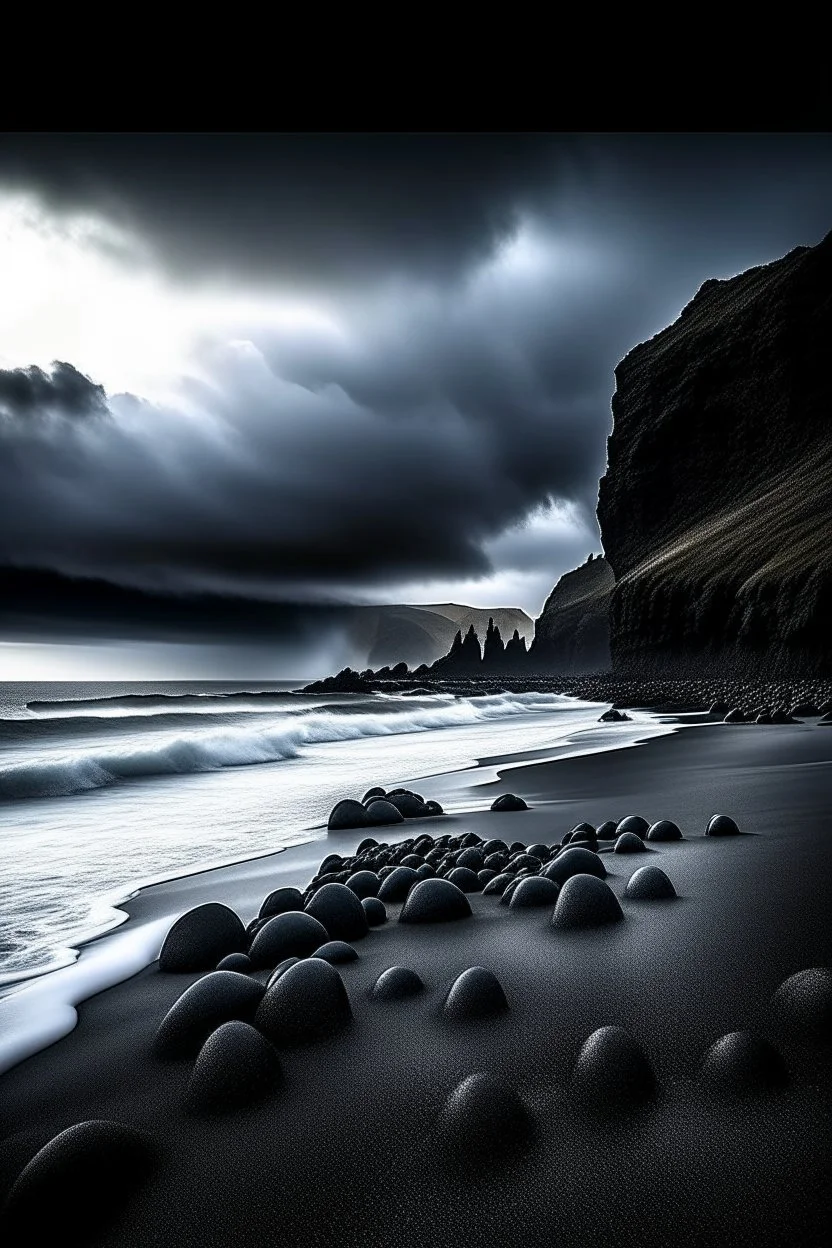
left=344, top=603, right=533, bottom=669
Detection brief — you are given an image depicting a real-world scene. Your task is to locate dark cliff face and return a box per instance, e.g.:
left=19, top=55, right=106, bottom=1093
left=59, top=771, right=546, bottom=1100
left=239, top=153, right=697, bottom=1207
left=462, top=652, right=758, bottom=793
left=597, top=231, right=832, bottom=678
left=531, top=554, right=613, bottom=673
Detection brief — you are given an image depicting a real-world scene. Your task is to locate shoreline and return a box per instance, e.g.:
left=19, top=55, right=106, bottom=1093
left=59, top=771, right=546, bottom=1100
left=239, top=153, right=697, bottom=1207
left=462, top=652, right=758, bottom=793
left=1, top=715, right=830, bottom=1245
left=0, top=700, right=682, bottom=1072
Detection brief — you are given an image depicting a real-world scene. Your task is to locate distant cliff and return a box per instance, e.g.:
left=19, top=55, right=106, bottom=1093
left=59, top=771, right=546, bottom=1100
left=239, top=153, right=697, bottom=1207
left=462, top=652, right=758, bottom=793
left=530, top=553, right=613, bottom=673
left=597, top=231, right=832, bottom=678
left=342, top=603, right=532, bottom=670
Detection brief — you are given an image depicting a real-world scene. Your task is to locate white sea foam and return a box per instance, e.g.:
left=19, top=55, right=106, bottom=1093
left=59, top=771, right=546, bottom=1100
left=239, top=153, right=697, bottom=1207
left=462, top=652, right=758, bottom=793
left=0, top=692, right=576, bottom=801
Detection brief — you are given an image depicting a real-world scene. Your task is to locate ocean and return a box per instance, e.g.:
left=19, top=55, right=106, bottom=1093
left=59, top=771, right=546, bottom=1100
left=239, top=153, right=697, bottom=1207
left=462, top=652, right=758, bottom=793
left=0, top=680, right=671, bottom=991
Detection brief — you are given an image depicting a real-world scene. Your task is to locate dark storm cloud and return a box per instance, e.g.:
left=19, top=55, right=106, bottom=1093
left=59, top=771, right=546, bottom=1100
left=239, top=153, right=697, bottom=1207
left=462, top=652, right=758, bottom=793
left=0, top=362, right=107, bottom=421
left=1, top=133, right=832, bottom=646
left=0, top=132, right=571, bottom=288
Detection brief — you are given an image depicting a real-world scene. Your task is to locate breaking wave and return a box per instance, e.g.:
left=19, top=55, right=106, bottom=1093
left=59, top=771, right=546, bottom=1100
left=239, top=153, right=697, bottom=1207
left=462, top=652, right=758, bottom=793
left=0, top=692, right=578, bottom=801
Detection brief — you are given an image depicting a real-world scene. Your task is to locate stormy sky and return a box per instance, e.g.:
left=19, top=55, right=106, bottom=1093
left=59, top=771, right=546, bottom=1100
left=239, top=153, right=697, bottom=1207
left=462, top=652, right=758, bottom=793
left=1, top=132, right=831, bottom=678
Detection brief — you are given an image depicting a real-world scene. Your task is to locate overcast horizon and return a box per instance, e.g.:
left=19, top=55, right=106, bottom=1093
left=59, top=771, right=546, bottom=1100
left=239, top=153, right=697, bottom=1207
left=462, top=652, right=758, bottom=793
left=2, top=132, right=831, bottom=679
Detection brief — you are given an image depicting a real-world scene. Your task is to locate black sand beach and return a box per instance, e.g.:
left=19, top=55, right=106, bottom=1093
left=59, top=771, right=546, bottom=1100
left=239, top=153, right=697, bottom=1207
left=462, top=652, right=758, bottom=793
left=1, top=720, right=831, bottom=1247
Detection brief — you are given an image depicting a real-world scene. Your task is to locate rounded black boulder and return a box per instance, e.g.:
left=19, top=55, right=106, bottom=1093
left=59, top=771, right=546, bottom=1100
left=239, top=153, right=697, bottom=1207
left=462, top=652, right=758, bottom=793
left=255, top=958, right=352, bottom=1046
left=490, top=793, right=528, bottom=812
left=526, top=842, right=550, bottom=860
left=444, top=967, right=508, bottom=1020
left=362, top=787, right=386, bottom=803
left=483, top=872, right=514, bottom=897
left=424, top=800, right=444, bottom=816
left=448, top=867, right=481, bottom=893
left=770, top=967, right=832, bottom=1041
left=387, top=793, right=428, bottom=818
left=216, top=952, right=252, bottom=973
left=543, top=846, right=607, bottom=886
left=510, top=853, right=543, bottom=871
left=372, top=966, right=425, bottom=1000
left=647, top=819, right=683, bottom=842
left=437, top=1073, right=532, bottom=1158
left=3, top=1120, right=155, bottom=1240
left=305, top=882, right=369, bottom=941
left=312, top=940, right=358, bottom=964
left=153, top=971, right=265, bottom=1058
left=345, top=870, right=381, bottom=899
left=399, top=878, right=472, bottom=923
left=184, top=1021, right=282, bottom=1114
left=362, top=897, right=388, bottom=926
left=616, top=815, right=649, bottom=839
left=509, top=876, right=560, bottom=909
left=706, top=813, right=741, bottom=837
left=378, top=866, right=420, bottom=903
left=356, top=837, right=379, bottom=854
left=258, top=887, right=304, bottom=920
left=327, top=799, right=372, bottom=830
left=267, top=957, right=300, bottom=987
left=700, top=1031, right=788, bottom=1093
left=572, top=1026, right=655, bottom=1107
left=596, top=820, right=619, bottom=839
left=551, top=875, right=624, bottom=930
left=249, top=912, right=329, bottom=969
left=457, top=847, right=484, bottom=872
left=499, top=878, right=522, bottom=906
left=613, top=832, right=647, bottom=854
left=625, top=866, right=677, bottom=900
left=158, top=902, right=246, bottom=973
left=365, top=799, right=406, bottom=827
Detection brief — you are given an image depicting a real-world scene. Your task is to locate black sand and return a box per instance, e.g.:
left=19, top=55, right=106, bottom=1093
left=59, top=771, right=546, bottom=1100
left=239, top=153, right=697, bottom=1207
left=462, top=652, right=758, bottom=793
left=1, top=722, right=831, bottom=1247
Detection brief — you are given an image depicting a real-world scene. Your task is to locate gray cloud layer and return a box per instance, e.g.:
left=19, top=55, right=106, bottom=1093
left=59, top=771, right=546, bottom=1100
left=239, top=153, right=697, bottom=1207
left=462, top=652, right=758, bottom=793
left=1, top=134, right=832, bottom=648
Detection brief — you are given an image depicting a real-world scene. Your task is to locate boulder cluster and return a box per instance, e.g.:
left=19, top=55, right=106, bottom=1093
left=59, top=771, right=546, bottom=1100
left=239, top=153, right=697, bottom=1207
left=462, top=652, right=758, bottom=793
left=328, top=786, right=444, bottom=830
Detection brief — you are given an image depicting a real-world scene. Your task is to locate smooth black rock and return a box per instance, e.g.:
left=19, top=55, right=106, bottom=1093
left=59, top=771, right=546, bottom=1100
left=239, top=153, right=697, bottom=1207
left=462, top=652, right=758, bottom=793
left=267, top=957, right=300, bottom=987
left=551, top=875, right=624, bottom=930
left=477, top=869, right=496, bottom=887
left=305, top=883, right=369, bottom=942
left=424, top=800, right=445, bottom=816
left=184, top=1021, right=282, bottom=1114
left=482, top=872, right=514, bottom=897
left=596, top=821, right=619, bottom=839
left=509, top=876, right=560, bottom=909
left=153, top=971, right=265, bottom=1058
left=216, top=952, right=252, bottom=973
left=3, top=1120, right=155, bottom=1239
left=416, top=863, right=435, bottom=880
left=387, top=793, right=428, bottom=818
left=399, top=879, right=472, bottom=923
left=526, top=843, right=550, bottom=859
left=362, top=787, right=386, bottom=803
left=509, top=853, right=543, bottom=871
left=318, top=853, right=344, bottom=875
left=482, top=839, right=508, bottom=855
left=372, top=966, right=425, bottom=1000
left=572, top=1026, right=655, bottom=1106
left=400, top=854, right=425, bottom=868
left=345, top=870, right=381, bottom=899
left=258, top=887, right=305, bottom=920
left=614, top=832, right=648, bottom=854
left=706, top=813, right=742, bottom=836
left=484, top=852, right=508, bottom=871
left=490, top=793, right=529, bottom=812
left=444, top=967, right=509, bottom=1020
left=249, top=912, right=329, bottom=969
left=647, top=819, right=683, bottom=842
left=456, top=847, right=485, bottom=872
left=700, top=1031, right=788, bottom=1093
left=543, top=846, right=607, bottom=885
left=312, top=940, right=358, bottom=965
left=361, top=897, right=387, bottom=926
left=255, top=958, right=352, bottom=1046
left=616, top=815, right=649, bottom=838
left=770, top=967, right=832, bottom=1041
left=459, top=833, right=482, bottom=847
left=158, top=903, right=247, bottom=973
left=499, top=878, right=522, bottom=906
left=378, top=866, right=420, bottom=903
left=365, top=799, right=406, bottom=826
left=355, top=837, right=379, bottom=854
left=624, top=866, right=677, bottom=900
left=448, top=867, right=481, bottom=893
left=437, top=1073, right=532, bottom=1157
left=327, top=799, right=372, bottom=830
